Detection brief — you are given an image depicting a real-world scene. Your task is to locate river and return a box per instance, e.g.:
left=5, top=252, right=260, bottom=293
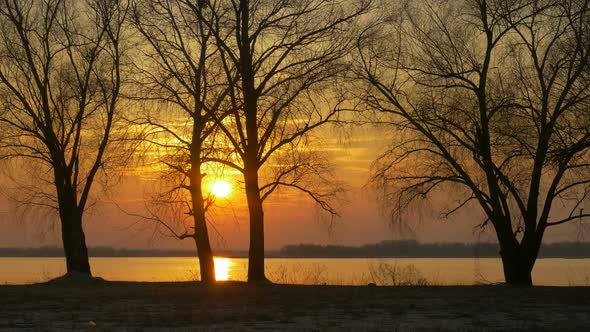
left=1, top=257, right=589, bottom=286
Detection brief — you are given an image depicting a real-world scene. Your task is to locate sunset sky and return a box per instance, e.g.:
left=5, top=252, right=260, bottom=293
left=0, top=126, right=581, bottom=250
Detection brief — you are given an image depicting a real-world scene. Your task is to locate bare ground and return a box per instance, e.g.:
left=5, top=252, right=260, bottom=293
left=1, top=281, right=589, bottom=331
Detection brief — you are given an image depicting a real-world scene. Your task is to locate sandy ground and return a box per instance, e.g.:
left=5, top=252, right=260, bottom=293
left=1, top=281, right=589, bottom=331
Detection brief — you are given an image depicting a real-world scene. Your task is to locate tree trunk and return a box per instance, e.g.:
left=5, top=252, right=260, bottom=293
left=60, top=209, right=91, bottom=276
left=237, top=0, right=267, bottom=283
left=499, top=250, right=533, bottom=286
left=191, top=186, right=216, bottom=283
left=193, top=232, right=215, bottom=283
left=188, top=132, right=216, bottom=282
left=496, top=219, right=544, bottom=286
left=498, top=237, right=543, bottom=286
left=55, top=163, right=91, bottom=276
left=244, top=165, right=267, bottom=282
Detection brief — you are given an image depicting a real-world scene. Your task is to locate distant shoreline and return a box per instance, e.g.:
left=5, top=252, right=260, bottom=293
left=2, top=240, right=590, bottom=258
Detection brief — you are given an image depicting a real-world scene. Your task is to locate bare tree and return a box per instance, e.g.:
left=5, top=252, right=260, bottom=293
left=200, top=0, right=370, bottom=282
left=356, top=0, right=590, bottom=285
left=0, top=0, right=129, bottom=277
left=128, top=0, right=234, bottom=283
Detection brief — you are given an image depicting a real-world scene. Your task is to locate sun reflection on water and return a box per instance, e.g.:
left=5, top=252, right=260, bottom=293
left=214, top=257, right=232, bottom=281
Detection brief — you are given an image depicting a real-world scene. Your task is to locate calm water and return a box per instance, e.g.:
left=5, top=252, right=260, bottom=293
left=1, top=257, right=589, bottom=286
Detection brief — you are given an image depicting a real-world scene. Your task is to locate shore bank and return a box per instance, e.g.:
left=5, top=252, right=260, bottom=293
left=1, top=282, right=589, bottom=331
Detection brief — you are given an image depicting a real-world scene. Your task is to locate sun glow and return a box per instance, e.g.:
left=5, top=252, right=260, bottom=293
left=214, top=257, right=232, bottom=281
left=211, top=180, right=232, bottom=198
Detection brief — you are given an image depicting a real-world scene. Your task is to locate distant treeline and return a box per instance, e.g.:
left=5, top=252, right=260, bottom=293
left=278, top=240, right=590, bottom=258
left=2, top=241, right=590, bottom=258
left=0, top=247, right=200, bottom=258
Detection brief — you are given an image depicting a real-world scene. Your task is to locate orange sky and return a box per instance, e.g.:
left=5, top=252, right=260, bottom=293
left=0, top=126, right=583, bottom=250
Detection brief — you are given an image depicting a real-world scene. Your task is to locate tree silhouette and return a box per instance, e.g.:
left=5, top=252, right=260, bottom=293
left=0, top=0, right=129, bottom=277
left=128, top=0, right=236, bottom=283
left=199, top=0, right=370, bottom=282
left=356, top=0, right=590, bottom=285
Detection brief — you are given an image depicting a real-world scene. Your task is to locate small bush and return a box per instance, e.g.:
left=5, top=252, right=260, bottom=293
left=368, top=262, right=429, bottom=286
left=267, top=263, right=329, bottom=285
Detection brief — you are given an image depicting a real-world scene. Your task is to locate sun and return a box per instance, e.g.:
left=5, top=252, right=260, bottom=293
left=210, top=180, right=232, bottom=198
